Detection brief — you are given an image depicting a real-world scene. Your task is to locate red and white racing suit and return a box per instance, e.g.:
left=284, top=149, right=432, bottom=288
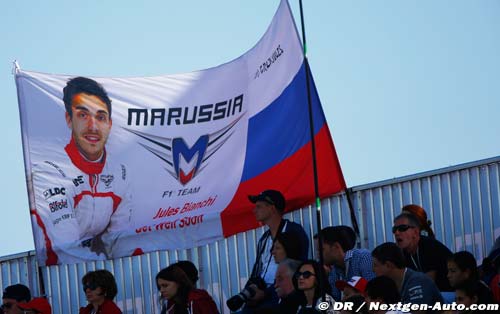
left=31, top=139, right=138, bottom=265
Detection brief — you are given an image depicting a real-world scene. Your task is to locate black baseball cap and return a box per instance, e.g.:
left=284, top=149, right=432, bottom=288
left=248, top=190, right=285, bottom=212
left=2, top=284, right=31, bottom=302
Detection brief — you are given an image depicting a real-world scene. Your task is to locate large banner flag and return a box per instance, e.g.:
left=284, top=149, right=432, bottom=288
left=16, top=0, right=345, bottom=266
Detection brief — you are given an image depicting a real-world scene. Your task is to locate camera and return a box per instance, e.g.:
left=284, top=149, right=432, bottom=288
left=226, top=277, right=267, bottom=311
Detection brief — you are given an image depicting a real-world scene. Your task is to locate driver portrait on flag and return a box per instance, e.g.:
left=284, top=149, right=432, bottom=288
left=31, top=77, right=137, bottom=265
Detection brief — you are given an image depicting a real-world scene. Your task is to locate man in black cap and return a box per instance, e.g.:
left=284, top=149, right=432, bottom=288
left=2, top=284, right=31, bottom=314
left=227, top=189, right=308, bottom=313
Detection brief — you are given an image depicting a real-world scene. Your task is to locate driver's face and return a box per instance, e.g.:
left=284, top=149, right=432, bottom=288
left=66, top=93, right=112, bottom=161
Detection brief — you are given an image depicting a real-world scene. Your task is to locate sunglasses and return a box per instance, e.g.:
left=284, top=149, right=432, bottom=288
left=1, top=302, right=14, bottom=309
left=294, top=271, right=316, bottom=279
left=392, top=224, right=415, bottom=233
left=83, top=282, right=99, bottom=292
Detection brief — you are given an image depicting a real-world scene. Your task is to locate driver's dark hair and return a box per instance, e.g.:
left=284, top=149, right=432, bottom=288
left=63, top=76, right=112, bottom=118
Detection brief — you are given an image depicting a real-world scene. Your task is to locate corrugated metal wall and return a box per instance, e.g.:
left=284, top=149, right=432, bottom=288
left=1, top=156, right=499, bottom=313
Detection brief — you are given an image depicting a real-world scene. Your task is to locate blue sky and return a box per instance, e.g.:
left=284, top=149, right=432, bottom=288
left=0, top=0, right=499, bottom=257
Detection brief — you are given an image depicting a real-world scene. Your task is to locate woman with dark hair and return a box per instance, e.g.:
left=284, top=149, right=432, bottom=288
left=156, top=265, right=219, bottom=314
left=401, top=204, right=435, bottom=238
left=79, top=269, right=122, bottom=314
left=272, top=232, right=303, bottom=263
left=173, top=261, right=199, bottom=286
left=447, top=251, right=494, bottom=303
left=293, top=260, right=335, bottom=314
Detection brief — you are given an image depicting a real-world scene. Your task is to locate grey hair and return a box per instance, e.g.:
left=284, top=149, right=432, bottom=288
left=394, top=212, right=420, bottom=229
left=279, top=258, right=302, bottom=277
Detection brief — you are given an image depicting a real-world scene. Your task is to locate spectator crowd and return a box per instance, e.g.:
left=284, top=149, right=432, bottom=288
left=2, top=190, right=499, bottom=314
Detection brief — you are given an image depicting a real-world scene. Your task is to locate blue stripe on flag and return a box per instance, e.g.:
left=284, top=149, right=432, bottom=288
left=241, top=62, right=327, bottom=181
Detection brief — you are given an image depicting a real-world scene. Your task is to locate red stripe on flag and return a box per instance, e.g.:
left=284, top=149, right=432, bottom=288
left=221, top=125, right=345, bottom=237
left=30, top=209, right=59, bottom=265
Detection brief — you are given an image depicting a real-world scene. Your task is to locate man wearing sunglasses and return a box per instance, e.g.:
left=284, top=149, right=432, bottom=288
left=1, top=284, right=31, bottom=314
left=393, top=213, right=452, bottom=292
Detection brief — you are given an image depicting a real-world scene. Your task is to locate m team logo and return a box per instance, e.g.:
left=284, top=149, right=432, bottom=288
left=100, top=174, right=114, bottom=187
left=124, top=114, right=244, bottom=185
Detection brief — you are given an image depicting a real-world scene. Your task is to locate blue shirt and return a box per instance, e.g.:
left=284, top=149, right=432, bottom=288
left=401, top=268, right=443, bottom=313
left=328, top=248, right=376, bottom=300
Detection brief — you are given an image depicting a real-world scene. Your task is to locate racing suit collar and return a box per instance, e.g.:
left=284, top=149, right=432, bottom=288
left=65, top=138, right=106, bottom=175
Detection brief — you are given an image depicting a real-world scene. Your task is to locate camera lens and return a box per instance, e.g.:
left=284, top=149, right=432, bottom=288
left=240, top=286, right=256, bottom=299
left=226, top=285, right=259, bottom=311
left=226, top=295, right=245, bottom=311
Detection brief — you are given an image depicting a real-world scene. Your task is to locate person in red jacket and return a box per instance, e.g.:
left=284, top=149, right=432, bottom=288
left=156, top=264, right=219, bottom=314
left=79, top=270, right=122, bottom=314
left=17, top=297, right=52, bottom=314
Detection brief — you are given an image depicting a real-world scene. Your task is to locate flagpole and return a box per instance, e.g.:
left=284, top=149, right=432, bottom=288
left=345, top=188, right=361, bottom=245
left=13, top=60, right=48, bottom=297
left=298, top=0, right=362, bottom=302
left=297, top=0, right=361, bottom=236
left=298, top=0, right=326, bottom=303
